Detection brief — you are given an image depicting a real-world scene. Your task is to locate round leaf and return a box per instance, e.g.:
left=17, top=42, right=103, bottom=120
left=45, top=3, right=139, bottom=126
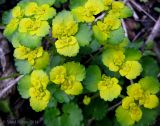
left=18, top=75, right=31, bottom=99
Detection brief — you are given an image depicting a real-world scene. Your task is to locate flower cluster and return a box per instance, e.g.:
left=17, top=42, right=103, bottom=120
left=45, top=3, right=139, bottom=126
left=102, top=48, right=142, bottom=80
left=29, top=70, right=50, bottom=112
left=98, top=74, right=121, bottom=101
left=52, top=11, right=79, bottom=57
left=93, top=15, right=121, bottom=43
left=14, top=46, right=49, bottom=69
left=116, top=77, right=160, bottom=125
left=4, top=1, right=56, bottom=48
left=72, top=0, right=105, bottom=22
left=50, top=62, right=86, bottom=95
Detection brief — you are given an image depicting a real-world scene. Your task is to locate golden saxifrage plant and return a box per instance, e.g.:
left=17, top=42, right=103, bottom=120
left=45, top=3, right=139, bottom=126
left=2, top=0, right=160, bottom=126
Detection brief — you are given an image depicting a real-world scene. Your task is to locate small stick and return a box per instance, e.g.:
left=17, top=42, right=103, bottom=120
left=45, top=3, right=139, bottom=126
left=146, top=17, right=160, bottom=44
left=0, top=75, right=23, bottom=99
left=108, top=101, right=122, bottom=112
left=132, top=28, right=145, bottom=41
left=122, top=19, right=128, bottom=37
left=129, top=0, right=156, bottom=22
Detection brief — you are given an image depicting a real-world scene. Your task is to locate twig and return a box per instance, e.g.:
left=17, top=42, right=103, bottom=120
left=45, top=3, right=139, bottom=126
left=121, top=19, right=128, bottom=37
left=94, top=12, right=105, bottom=22
left=0, top=75, right=23, bottom=99
left=124, top=0, right=139, bottom=20
left=144, top=17, right=160, bottom=62
left=108, top=101, right=122, bottom=112
left=146, top=17, right=160, bottom=44
left=132, top=28, right=145, bottom=41
left=129, top=0, right=156, bottom=22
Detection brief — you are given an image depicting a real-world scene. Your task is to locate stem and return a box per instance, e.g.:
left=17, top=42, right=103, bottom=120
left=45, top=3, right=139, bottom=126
left=108, top=101, right=122, bottom=112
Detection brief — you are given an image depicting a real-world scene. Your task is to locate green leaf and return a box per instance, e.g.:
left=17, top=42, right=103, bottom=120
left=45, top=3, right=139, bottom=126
left=120, top=6, right=133, bottom=18
left=2, top=11, right=12, bottom=25
left=125, top=48, right=142, bottom=61
left=0, top=99, right=11, bottom=113
left=19, top=33, right=42, bottom=49
left=15, top=60, right=32, bottom=74
left=54, top=89, right=70, bottom=103
left=35, top=0, right=55, bottom=5
left=70, top=0, right=87, bottom=9
left=116, top=106, right=134, bottom=126
left=76, top=23, right=92, bottom=46
left=34, top=52, right=50, bottom=70
left=62, top=103, right=83, bottom=126
left=10, top=32, right=21, bottom=48
left=89, top=39, right=101, bottom=52
left=135, top=108, right=158, bottom=126
left=18, top=75, right=31, bottom=99
left=48, top=96, right=57, bottom=107
left=95, top=117, right=113, bottom=126
left=107, top=27, right=125, bottom=44
left=50, top=55, right=65, bottom=68
left=85, top=98, right=108, bottom=120
left=54, top=0, right=67, bottom=7
left=139, top=76, right=160, bottom=94
left=44, top=103, right=83, bottom=126
left=140, top=56, right=159, bottom=77
left=83, top=65, right=101, bottom=92
left=44, top=107, right=61, bottom=126
left=64, top=62, right=86, bottom=81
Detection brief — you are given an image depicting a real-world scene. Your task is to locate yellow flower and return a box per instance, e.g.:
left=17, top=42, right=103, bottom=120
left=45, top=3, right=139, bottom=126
left=129, top=104, right=142, bottom=122
left=84, top=0, right=104, bottom=15
left=119, top=61, right=143, bottom=80
left=92, top=21, right=110, bottom=42
left=61, top=75, right=83, bottom=95
left=50, top=66, right=67, bottom=84
left=52, top=11, right=78, bottom=38
left=24, top=2, right=38, bottom=16
left=19, top=18, right=49, bottom=37
left=4, top=18, right=19, bottom=37
left=36, top=4, right=56, bottom=20
left=127, top=84, right=144, bottom=100
left=55, top=36, right=79, bottom=57
left=139, top=91, right=159, bottom=109
left=12, top=6, right=24, bottom=18
left=29, top=89, right=50, bottom=112
left=27, top=47, right=43, bottom=65
left=104, top=16, right=121, bottom=30
left=112, top=1, right=125, bottom=11
left=29, top=70, right=50, bottom=112
left=109, top=1, right=125, bottom=18
left=72, top=0, right=104, bottom=23
left=98, top=75, right=121, bottom=101
left=19, top=18, right=33, bottom=33
left=122, top=96, right=142, bottom=122
left=83, top=95, right=91, bottom=105
left=143, top=94, right=159, bottom=109
left=30, top=70, right=49, bottom=88
left=103, top=0, right=112, bottom=10
left=102, top=49, right=125, bottom=72
left=14, top=46, right=31, bottom=60
left=122, top=96, right=135, bottom=109
left=72, top=7, right=95, bottom=23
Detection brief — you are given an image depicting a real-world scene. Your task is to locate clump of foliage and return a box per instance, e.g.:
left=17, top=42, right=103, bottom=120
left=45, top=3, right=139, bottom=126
left=2, top=0, right=160, bottom=126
